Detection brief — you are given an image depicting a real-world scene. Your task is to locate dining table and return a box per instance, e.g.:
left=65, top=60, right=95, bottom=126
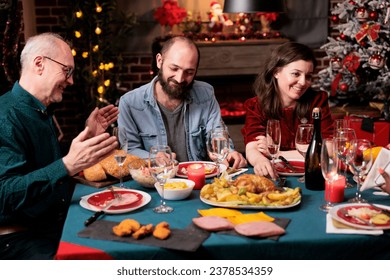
left=55, top=167, right=390, bottom=260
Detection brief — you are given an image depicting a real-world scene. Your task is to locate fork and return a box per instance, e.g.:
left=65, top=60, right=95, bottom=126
left=108, top=186, right=122, bottom=201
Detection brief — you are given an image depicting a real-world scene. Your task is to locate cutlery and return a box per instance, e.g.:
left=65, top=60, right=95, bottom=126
left=368, top=203, right=390, bottom=217
left=227, top=167, right=241, bottom=175
left=84, top=188, right=121, bottom=226
left=339, top=208, right=374, bottom=227
left=275, top=177, right=286, bottom=192
left=278, top=156, right=296, bottom=173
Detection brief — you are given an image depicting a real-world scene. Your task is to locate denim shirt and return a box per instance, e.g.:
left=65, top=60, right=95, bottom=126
left=118, top=77, right=234, bottom=161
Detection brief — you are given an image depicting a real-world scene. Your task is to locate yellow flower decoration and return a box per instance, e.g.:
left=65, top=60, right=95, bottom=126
left=92, top=45, right=99, bottom=52
left=75, top=31, right=81, bottom=38
left=95, top=27, right=102, bottom=35
left=104, top=79, right=111, bottom=87
left=82, top=52, right=88, bottom=58
left=75, top=11, right=83, bottom=18
left=71, top=49, right=77, bottom=56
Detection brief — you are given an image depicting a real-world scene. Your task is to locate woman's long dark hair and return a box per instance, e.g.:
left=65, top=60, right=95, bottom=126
left=253, top=42, right=317, bottom=119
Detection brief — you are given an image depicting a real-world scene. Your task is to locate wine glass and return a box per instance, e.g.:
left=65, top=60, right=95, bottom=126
left=266, top=119, right=281, bottom=169
left=333, top=119, right=350, bottom=136
left=334, top=128, right=356, bottom=188
left=113, top=126, right=128, bottom=188
left=295, top=124, right=314, bottom=183
left=319, top=138, right=338, bottom=212
left=149, top=145, right=175, bottom=213
left=206, top=127, right=230, bottom=174
left=346, top=139, right=373, bottom=203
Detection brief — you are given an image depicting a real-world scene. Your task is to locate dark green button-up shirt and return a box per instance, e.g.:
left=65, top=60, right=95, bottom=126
left=0, top=82, right=72, bottom=229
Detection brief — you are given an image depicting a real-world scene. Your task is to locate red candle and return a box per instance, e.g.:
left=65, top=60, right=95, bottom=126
left=187, top=164, right=206, bottom=190
left=325, top=175, right=345, bottom=203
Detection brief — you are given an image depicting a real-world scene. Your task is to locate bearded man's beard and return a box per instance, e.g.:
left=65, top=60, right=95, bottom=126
left=157, top=71, right=193, bottom=100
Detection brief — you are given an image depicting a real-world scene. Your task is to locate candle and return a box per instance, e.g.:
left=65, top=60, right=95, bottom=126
left=325, top=175, right=346, bottom=203
left=187, top=164, right=206, bottom=190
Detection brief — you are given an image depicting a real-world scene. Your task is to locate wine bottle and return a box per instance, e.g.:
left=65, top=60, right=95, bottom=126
left=304, top=107, right=325, bottom=190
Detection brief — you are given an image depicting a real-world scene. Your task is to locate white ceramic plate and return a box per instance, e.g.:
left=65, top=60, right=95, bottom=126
left=80, top=189, right=151, bottom=214
left=329, top=203, right=390, bottom=230
left=199, top=196, right=301, bottom=210
left=176, top=161, right=227, bottom=178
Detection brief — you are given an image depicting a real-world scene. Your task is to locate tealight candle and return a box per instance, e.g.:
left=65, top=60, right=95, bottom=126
left=187, top=164, right=206, bottom=190
left=325, top=175, right=345, bottom=203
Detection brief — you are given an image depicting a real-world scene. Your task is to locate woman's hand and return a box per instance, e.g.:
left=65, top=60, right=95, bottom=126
left=245, top=141, right=278, bottom=179
left=255, top=135, right=270, bottom=157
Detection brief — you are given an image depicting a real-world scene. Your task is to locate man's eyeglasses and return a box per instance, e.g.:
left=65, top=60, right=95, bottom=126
left=43, top=56, right=74, bottom=79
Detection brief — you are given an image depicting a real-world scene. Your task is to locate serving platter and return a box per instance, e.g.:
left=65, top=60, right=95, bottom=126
left=80, top=189, right=151, bottom=214
left=199, top=196, right=301, bottom=210
left=176, top=161, right=227, bottom=178
left=274, top=159, right=305, bottom=176
left=329, top=203, right=390, bottom=230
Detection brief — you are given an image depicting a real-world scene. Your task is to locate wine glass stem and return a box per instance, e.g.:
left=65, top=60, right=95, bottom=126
left=160, top=182, right=165, bottom=206
left=118, top=164, right=123, bottom=187
left=355, top=173, right=361, bottom=200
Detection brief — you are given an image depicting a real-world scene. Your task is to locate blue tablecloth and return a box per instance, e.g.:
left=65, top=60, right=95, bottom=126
left=58, top=170, right=390, bottom=259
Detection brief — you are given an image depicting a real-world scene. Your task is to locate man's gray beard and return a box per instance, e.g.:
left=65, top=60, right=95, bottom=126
left=157, top=71, right=193, bottom=100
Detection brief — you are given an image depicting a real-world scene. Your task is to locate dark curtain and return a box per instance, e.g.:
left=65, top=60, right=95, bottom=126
left=279, top=0, right=329, bottom=48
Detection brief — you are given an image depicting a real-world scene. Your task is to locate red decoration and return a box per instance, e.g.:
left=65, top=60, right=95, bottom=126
left=330, top=53, right=360, bottom=96
left=349, top=1, right=356, bottom=5
left=153, top=0, right=187, bottom=27
left=368, top=53, right=385, bottom=69
left=369, top=11, right=378, bottom=20
left=343, top=52, right=360, bottom=73
left=331, top=15, right=339, bottom=23
left=355, top=23, right=380, bottom=42
left=355, top=7, right=369, bottom=23
left=331, top=56, right=342, bottom=70
left=359, top=40, right=367, bottom=47
left=339, top=33, right=346, bottom=40
left=339, top=83, right=349, bottom=92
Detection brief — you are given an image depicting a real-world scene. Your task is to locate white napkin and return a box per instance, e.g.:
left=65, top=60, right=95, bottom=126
left=227, top=168, right=248, bottom=179
left=361, top=148, right=390, bottom=191
left=326, top=214, right=383, bottom=235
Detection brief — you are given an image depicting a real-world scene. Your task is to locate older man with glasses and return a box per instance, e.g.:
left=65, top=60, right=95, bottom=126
left=0, top=32, right=119, bottom=259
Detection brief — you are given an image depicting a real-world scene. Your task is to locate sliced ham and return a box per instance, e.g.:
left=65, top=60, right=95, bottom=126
left=234, top=221, right=285, bottom=237
left=193, top=216, right=234, bottom=231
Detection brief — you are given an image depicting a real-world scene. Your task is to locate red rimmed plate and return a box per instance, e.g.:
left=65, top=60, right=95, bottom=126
left=329, top=203, right=390, bottom=230
left=80, top=189, right=151, bottom=214
left=176, top=161, right=227, bottom=178
left=275, top=159, right=305, bottom=176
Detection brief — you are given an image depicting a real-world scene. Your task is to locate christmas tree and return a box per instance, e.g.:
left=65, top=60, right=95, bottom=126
left=317, top=0, right=390, bottom=108
left=63, top=0, right=137, bottom=107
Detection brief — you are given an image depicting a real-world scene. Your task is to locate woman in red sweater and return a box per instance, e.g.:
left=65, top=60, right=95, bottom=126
left=242, top=42, right=333, bottom=178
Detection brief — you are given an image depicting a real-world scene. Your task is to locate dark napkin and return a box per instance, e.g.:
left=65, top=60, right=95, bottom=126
left=78, top=220, right=210, bottom=252
left=215, top=217, right=291, bottom=241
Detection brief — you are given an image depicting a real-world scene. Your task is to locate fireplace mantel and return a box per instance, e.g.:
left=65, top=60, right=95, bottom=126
left=196, top=38, right=289, bottom=77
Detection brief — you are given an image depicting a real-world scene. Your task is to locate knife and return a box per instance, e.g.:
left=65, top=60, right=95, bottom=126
left=84, top=197, right=117, bottom=227
left=278, top=155, right=297, bottom=172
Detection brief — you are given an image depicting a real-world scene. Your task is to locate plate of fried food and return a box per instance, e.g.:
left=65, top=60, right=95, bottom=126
left=200, top=174, right=301, bottom=209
